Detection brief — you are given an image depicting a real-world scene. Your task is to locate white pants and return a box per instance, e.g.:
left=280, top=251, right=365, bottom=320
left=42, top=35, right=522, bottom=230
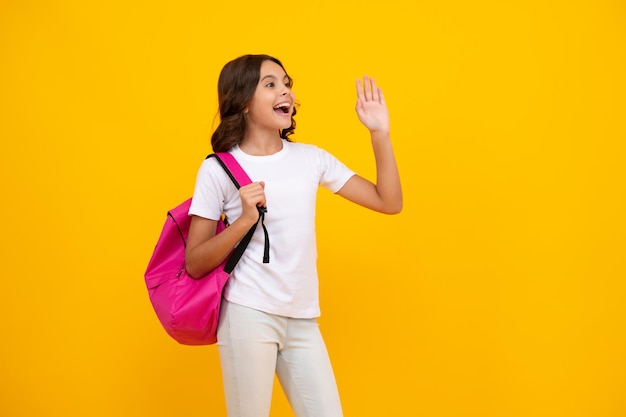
left=217, top=300, right=343, bottom=417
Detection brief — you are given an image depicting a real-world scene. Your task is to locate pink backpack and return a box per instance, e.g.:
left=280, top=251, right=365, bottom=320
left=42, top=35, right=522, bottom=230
left=144, top=152, right=269, bottom=345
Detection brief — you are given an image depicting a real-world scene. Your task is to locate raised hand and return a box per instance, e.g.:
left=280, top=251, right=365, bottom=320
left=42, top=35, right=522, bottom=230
left=355, top=76, right=390, bottom=134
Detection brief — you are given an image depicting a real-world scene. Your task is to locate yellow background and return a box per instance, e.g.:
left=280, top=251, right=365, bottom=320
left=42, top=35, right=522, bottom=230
left=1, top=1, right=625, bottom=416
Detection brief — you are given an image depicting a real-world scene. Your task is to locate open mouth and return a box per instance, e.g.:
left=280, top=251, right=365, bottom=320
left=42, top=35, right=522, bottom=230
left=273, top=103, right=291, bottom=115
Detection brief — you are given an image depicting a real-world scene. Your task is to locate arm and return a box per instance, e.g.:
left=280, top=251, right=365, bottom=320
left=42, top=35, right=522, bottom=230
left=336, top=76, right=402, bottom=214
left=185, top=181, right=266, bottom=279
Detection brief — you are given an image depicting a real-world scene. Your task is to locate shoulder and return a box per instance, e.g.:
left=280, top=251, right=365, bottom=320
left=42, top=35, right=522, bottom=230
left=195, top=154, right=233, bottom=187
left=199, top=153, right=239, bottom=175
left=286, top=141, right=334, bottom=159
left=285, top=141, right=351, bottom=181
left=200, top=154, right=224, bottom=170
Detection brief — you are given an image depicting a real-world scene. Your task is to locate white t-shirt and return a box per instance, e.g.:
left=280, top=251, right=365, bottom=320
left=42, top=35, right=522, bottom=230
left=188, top=141, right=355, bottom=318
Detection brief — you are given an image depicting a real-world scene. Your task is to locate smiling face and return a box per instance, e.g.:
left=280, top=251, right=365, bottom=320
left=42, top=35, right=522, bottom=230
left=245, top=60, right=295, bottom=134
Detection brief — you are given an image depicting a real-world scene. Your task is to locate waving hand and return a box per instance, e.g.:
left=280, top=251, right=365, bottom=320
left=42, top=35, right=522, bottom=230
left=355, top=76, right=390, bottom=134
left=336, top=75, right=402, bottom=214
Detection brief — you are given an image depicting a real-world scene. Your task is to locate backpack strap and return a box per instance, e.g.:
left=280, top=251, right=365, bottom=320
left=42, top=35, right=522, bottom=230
left=206, top=153, right=270, bottom=270
left=213, top=152, right=251, bottom=188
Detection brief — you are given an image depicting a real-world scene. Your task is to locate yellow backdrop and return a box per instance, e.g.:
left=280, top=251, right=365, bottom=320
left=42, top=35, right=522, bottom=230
left=1, top=1, right=625, bottom=416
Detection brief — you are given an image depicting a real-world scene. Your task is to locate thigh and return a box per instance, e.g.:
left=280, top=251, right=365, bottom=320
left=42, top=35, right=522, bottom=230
left=217, top=300, right=284, bottom=417
left=275, top=319, right=343, bottom=417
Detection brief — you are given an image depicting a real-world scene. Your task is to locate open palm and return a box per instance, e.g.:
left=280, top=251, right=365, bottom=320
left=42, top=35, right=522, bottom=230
left=355, top=76, right=390, bottom=133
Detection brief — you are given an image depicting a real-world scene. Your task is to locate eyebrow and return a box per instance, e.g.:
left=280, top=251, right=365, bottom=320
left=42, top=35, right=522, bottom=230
left=260, top=74, right=290, bottom=82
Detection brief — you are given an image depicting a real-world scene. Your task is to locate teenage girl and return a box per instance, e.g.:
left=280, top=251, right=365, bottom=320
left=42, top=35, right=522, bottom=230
left=185, top=54, right=402, bottom=417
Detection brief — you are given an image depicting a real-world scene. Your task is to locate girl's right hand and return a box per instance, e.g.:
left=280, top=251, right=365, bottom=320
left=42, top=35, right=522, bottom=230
left=238, top=181, right=266, bottom=226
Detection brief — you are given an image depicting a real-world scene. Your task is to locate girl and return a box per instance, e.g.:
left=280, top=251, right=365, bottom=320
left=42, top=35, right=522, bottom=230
left=186, top=54, right=402, bottom=417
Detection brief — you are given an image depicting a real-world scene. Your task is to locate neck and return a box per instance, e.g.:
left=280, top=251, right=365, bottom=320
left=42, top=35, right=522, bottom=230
left=240, top=131, right=284, bottom=156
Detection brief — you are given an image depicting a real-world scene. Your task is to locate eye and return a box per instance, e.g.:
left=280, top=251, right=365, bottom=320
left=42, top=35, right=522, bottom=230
left=265, top=82, right=275, bottom=88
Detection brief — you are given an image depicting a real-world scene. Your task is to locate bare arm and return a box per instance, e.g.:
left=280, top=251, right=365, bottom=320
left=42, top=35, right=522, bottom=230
left=185, top=181, right=266, bottom=279
left=337, top=76, right=402, bottom=214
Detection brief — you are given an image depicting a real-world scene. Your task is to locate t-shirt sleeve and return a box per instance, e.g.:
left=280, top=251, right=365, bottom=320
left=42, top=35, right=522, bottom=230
left=188, top=158, right=223, bottom=220
left=317, top=147, right=356, bottom=193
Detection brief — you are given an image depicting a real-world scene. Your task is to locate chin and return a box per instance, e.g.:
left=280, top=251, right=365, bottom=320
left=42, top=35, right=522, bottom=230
left=277, top=120, right=292, bottom=130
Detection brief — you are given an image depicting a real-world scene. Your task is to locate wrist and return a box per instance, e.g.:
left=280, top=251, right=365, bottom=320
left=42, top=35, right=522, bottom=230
left=370, top=129, right=391, bottom=140
left=232, top=214, right=257, bottom=232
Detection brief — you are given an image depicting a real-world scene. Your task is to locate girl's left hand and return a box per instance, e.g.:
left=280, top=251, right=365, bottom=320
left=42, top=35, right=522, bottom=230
left=355, top=76, right=390, bottom=134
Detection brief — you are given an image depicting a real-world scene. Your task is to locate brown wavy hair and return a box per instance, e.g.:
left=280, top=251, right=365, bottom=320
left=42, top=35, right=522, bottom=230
left=211, top=54, right=297, bottom=152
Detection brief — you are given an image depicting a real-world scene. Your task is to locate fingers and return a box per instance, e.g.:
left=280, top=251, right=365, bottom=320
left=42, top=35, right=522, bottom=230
left=357, top=76, right=372, bottom=101
left=378, top=86, right=386, bottom=106
left=356, top=78, right=364, bottom=100
left=240, top=181, right=266, bottom=209
left=356, top=75, right=382, bottom=103
left=370, top=77, right=379, bottom=102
